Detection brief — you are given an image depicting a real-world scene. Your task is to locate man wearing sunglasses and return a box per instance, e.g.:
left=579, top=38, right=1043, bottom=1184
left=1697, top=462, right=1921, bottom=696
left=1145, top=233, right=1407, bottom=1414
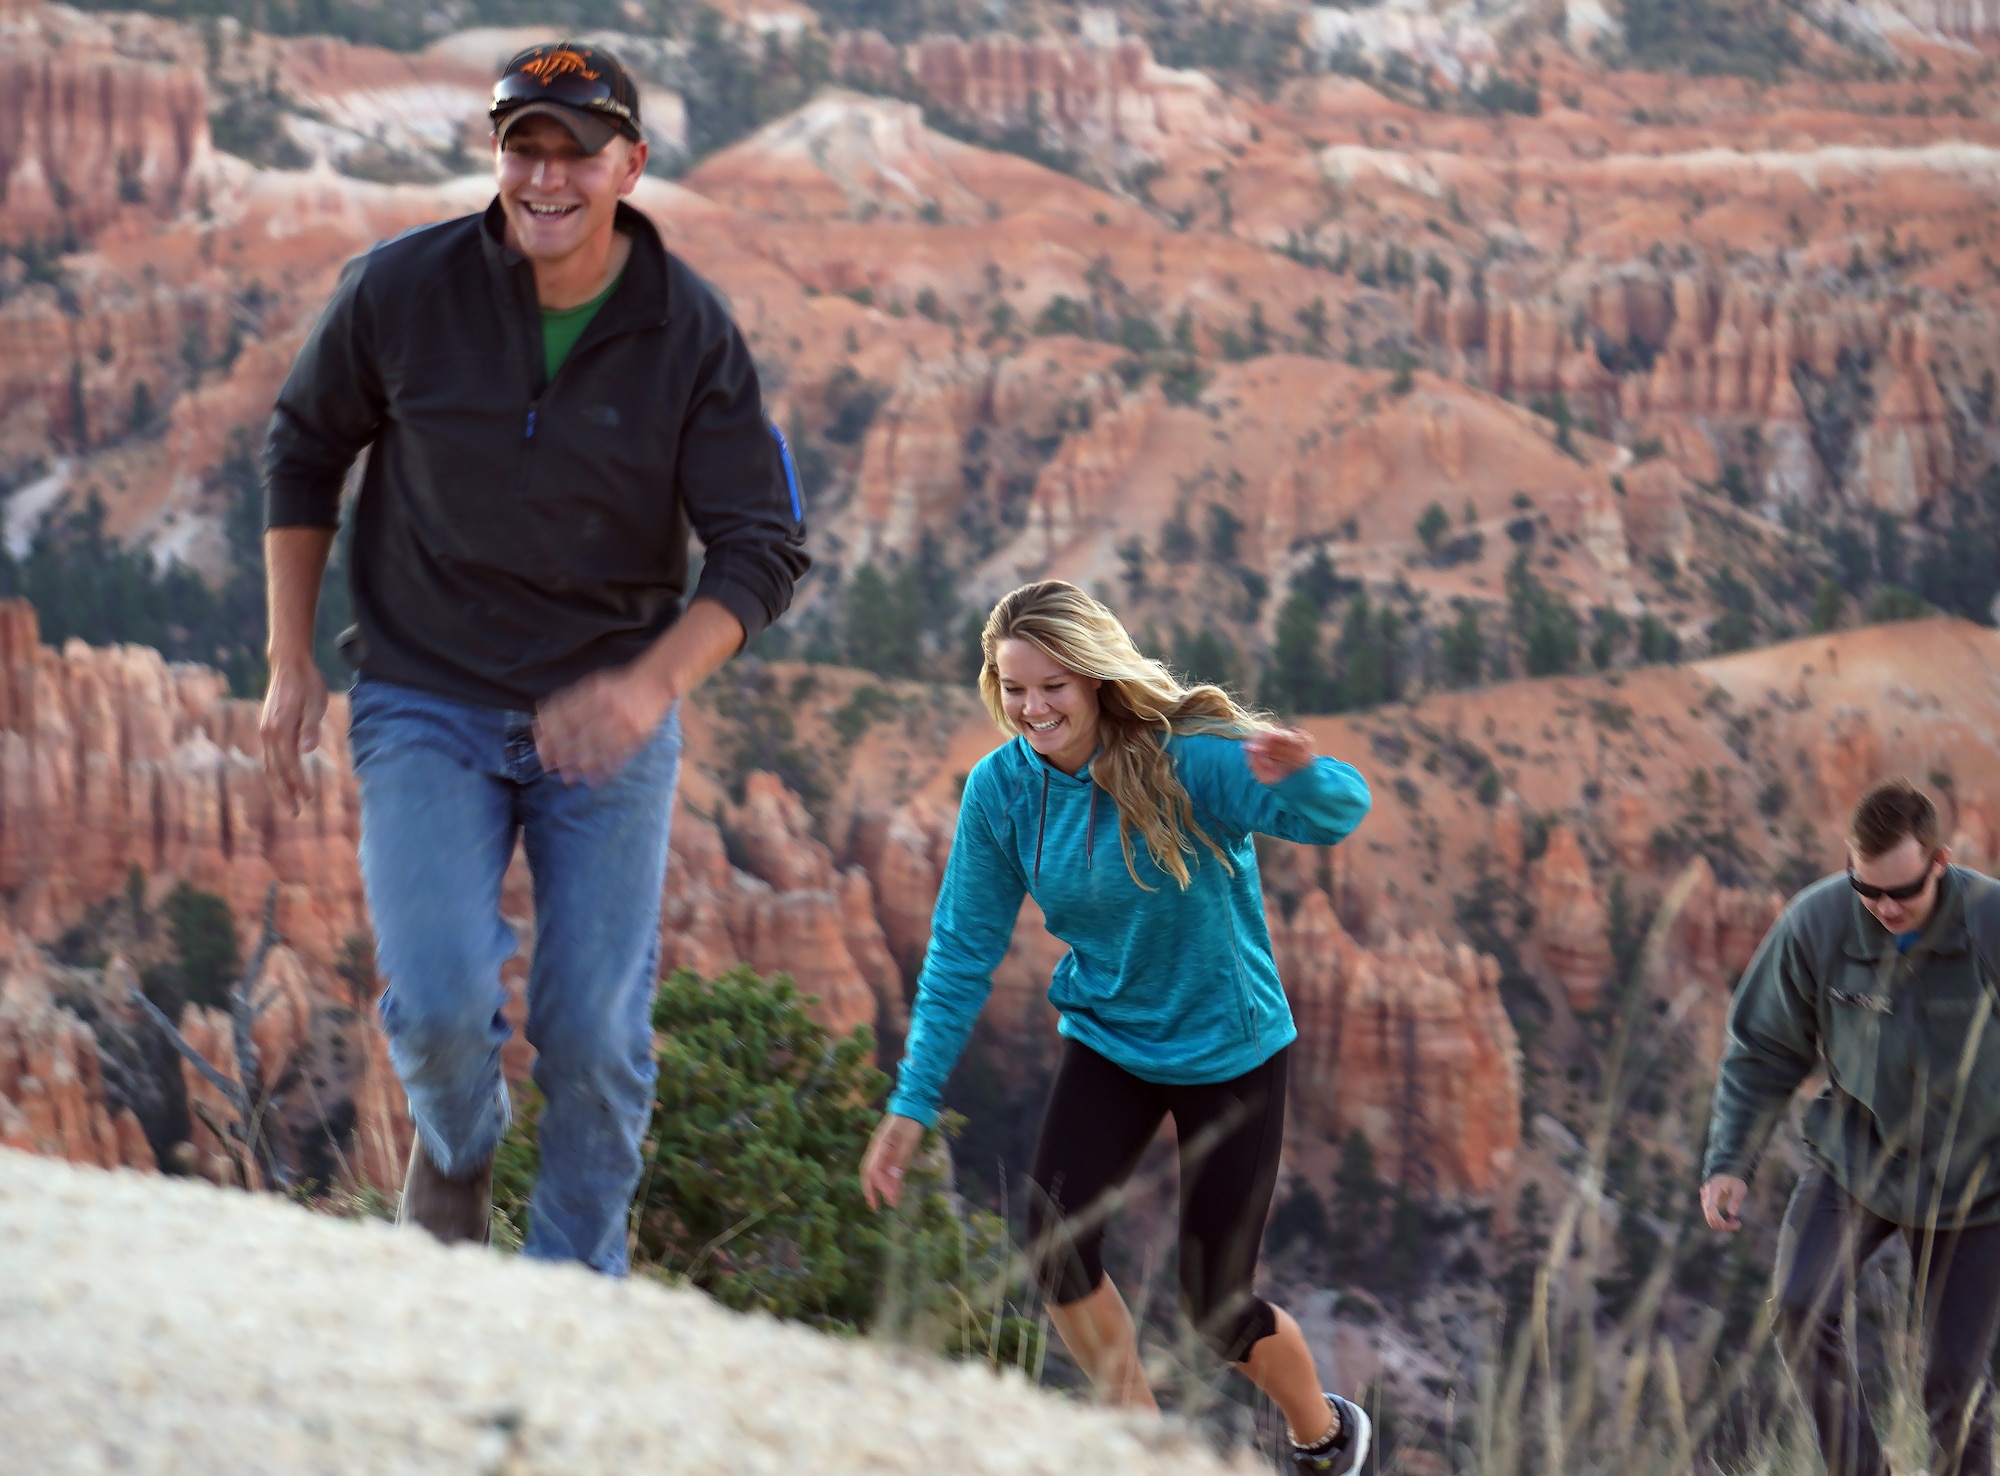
left=1702, top=778, right=2000, bottom=1476
left=257, top=42, right=809, bottom=1271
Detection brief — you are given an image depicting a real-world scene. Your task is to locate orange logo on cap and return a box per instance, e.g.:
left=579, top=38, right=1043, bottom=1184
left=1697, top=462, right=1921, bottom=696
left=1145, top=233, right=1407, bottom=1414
left=519, top=47, right=601, bottom=83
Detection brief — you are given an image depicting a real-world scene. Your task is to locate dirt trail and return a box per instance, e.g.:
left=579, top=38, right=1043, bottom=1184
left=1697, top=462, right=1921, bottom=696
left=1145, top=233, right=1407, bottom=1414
left=0, top=1149, right=1247, bottom=1475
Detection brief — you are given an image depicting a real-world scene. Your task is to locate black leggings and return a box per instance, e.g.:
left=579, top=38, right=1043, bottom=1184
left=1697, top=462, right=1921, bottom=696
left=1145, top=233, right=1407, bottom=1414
left=1025, top=1038, right=1288, bottom=1364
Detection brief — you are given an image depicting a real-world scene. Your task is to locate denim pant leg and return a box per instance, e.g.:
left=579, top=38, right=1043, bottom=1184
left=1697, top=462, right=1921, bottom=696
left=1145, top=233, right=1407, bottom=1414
left=349, top=681, right=520, bottom=1178
left=517, top=707, right=681, bottom=1275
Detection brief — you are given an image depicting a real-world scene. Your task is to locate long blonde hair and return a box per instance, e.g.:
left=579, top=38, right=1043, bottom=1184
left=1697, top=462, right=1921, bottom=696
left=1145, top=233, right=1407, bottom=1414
left=977, top=580, right=1272, bottom=890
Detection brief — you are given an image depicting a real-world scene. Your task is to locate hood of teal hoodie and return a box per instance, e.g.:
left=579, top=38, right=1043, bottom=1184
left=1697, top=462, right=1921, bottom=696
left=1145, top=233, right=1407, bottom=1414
left=887, top=731, right=1371, bottom=1125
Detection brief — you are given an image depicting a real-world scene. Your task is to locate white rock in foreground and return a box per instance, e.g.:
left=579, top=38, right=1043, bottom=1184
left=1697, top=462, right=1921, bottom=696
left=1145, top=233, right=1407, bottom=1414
left=0, top=1150, right=1250, bottom=1475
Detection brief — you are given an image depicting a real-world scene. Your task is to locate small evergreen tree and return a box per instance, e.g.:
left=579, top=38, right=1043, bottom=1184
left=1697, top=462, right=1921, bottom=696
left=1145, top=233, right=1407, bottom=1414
left=1415, top=501, right=1450, bottom=555
left=1442, top=602, right=1483, bottom=688
left=160, top=883, right=241, bottom=1013
left=1384, top=1184, right=1429, bottom=1305
left=1260, top=589, right=1329, bottom=715
left=1204, top=502, right=1243, bottom=564
left=1874, top=511, right=1905, bottom=587
left=1292, top=547, right=1344, bottom=612
left=1505, top=553, right=1580, bottom=677
left=1499, top=1180, right=1549, bottom=1339
left=1636, top=613, right=1680, bottom=664
left=1117, top=536, right=1148, bottom=597
left=1589, top=606, right=1628, bottom=671
left=843, top=562, right=919, bottom=676
left=1331, top=1129, right=1384, bottom=1280
left=1332, top=592, right=1384, bottom=709
left=1172, top=623, right=1240, bottom=692
left=1867, top=586, right=1928, bottom=623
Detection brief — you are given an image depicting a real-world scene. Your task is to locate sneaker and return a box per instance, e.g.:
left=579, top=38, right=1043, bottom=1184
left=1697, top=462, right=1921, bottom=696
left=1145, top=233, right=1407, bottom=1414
left=396, top=1137, right=493, bottom=1247
left=1289, top=1392, right=1370, bottom=1475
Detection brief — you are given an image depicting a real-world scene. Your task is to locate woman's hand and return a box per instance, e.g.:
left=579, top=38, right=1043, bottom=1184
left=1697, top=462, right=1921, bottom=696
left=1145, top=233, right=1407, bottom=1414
left=1245, top=726, right=1316, bottom=785
left=860, top=1113, right=926, bottom=1210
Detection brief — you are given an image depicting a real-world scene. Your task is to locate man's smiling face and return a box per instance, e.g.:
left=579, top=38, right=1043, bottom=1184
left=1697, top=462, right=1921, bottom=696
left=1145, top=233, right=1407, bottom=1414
left=493, top=113, right=645, bottom=269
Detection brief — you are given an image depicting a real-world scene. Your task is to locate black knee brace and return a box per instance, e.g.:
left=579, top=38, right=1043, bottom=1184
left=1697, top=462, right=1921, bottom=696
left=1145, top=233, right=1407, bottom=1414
left=1193, top=1291, right=1278, bottom=1364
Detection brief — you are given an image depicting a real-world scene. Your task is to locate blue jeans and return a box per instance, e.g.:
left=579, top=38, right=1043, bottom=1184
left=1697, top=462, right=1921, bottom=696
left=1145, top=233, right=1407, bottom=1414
left=347, top=676, right=681, bottom=1275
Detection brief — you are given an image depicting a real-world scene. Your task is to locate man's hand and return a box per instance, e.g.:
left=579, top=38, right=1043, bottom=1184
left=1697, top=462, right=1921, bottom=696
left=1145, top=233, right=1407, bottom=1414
left=536, top=597, right=746, bottom=786
left=1701, top=1174, right=1750, bottom=1232
left=1245, top=726, right=1316, bottom=785
left=260, top=657, right=330, bottom=817
left=535, top=660, right=677, bottom=786
left=860, top=1114, right=926, bottom=1210
left=261, top=527, right=337, bottom=817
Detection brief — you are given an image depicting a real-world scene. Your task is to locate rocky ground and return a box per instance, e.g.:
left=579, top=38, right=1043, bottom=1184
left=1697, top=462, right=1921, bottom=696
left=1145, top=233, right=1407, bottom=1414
left=0, top=1146, right=1252, bottom=1475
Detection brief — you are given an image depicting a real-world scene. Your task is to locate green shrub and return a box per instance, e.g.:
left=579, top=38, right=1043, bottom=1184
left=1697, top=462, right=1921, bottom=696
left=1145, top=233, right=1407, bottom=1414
left=1415, top=501, right=1451, bottom=554
left=1473, top=73, right=1541, bottom=116
left=830, top=684, right=896, bottom=746
left=1032, top=296, right=1092, bottom=338
left=495, top=966, right=1045, bottom=1362
left=1204, top=502, right=1243, bottom=564
left=1159, top=359, right=1211, bottom=406
left=1867, top=585, right=1929, bottom=623
left=1621, top=0, right=1802, bottom=80
left=1636, top=612, right=1680, bottom=664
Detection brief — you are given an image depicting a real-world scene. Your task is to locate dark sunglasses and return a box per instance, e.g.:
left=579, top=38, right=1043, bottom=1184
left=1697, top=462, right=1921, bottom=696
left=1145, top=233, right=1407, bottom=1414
left=492, top=69, right=635, bottom=129
left=1847, top=856, right=1939, bottom=903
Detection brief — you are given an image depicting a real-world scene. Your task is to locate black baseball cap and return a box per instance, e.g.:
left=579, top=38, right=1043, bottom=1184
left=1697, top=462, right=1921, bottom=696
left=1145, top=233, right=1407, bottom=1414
left=491, top=42, right=643, bottom=155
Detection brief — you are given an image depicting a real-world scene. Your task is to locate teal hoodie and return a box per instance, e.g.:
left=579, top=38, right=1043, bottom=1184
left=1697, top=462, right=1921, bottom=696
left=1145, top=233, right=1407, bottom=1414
left=886, top=732, right=1372, bottom=1125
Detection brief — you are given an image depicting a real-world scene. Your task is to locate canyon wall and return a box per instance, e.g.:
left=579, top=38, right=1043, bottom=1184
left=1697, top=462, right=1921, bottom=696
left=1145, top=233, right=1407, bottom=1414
left=0, top=23, right=210, bottom=247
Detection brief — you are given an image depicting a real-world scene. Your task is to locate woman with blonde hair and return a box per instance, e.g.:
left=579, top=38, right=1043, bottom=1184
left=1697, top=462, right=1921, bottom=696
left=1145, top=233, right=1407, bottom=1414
left=861, top=580, right=1373, bottom=1471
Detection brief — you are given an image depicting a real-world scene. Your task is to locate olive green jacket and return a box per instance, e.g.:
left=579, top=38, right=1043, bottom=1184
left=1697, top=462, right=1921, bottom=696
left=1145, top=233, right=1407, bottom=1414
left=1704, top=866, right=2000, bottom=1229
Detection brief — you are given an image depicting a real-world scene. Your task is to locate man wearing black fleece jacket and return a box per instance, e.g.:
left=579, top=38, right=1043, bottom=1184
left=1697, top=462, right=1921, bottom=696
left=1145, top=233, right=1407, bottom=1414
left=258, top=42, right=807, bottom=1270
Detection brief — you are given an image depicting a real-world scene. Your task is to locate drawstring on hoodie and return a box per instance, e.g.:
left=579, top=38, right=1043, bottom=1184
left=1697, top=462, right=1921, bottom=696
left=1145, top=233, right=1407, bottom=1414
left=1033, top=766, right=1096, bottom=888
left=1035, top=770, right=1049, bottom=886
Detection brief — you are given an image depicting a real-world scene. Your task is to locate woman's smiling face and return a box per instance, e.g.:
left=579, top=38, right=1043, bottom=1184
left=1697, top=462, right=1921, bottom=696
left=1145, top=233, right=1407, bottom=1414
left=996, top=637, right=1101, bottom=775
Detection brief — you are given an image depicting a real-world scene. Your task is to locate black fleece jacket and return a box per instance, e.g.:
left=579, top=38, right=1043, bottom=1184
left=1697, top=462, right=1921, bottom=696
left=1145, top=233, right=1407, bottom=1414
left=264, top=198, right=810, bottom=710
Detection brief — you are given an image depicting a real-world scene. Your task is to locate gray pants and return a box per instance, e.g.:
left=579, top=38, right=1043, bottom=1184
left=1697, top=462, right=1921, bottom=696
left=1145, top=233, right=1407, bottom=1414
left=1774, top=1167, right=2000, bottom=1476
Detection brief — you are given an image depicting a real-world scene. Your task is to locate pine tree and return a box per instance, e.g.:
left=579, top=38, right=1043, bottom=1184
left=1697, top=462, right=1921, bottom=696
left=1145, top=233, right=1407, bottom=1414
left=1507, top=552, right=1580, bottom=677
left=843, top=563, right=919, bottom=677
left=1442, top=603, right=1483, bottom=688
left=1292, top=547, right=1343, bottom=612
left=1332, top=592, right=1383, bottom=709
left=1415, top=501, right=1450, bottom=554
left=1331, top=1129, right=1385, bottom=1281
left=1260, top=590, right=1329, bottom=715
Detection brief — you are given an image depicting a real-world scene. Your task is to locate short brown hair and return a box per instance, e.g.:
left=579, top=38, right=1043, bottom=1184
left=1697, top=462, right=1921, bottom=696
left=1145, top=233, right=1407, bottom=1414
left=1850, top=777, right=1939, bottom=860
